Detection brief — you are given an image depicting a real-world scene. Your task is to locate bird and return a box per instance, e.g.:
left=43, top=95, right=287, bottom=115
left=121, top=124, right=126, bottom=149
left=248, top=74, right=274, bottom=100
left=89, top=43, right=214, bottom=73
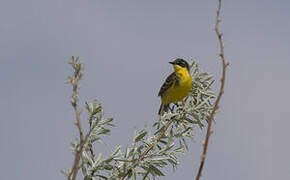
left=158, top=58, right=192, bottom=115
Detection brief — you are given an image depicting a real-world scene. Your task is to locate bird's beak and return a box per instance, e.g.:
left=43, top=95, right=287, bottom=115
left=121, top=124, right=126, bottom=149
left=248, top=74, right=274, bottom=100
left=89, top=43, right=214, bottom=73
left=169, top=62, right=175, bottom=65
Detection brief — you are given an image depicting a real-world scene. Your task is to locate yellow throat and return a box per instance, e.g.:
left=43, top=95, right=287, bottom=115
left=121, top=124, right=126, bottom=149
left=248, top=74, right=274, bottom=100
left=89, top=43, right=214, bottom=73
left=161, top=65, right=192, bottom=104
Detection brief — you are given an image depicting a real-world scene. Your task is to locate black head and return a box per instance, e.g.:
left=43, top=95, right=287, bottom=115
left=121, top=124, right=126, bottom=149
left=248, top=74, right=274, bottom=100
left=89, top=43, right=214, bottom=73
left=169, top=58, right=190, bottom=71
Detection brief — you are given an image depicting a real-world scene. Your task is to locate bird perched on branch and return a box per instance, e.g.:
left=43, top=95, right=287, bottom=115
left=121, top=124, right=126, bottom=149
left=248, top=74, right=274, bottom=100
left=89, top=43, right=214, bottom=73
left=158, top=58, right=192, bottom=115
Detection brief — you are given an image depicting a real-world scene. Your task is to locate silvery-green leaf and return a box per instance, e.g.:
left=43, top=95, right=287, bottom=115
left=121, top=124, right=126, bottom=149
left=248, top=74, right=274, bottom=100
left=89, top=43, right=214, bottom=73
left=149, top=165, right=165, bottom=176
left=135, top=131, right=147, bottom=142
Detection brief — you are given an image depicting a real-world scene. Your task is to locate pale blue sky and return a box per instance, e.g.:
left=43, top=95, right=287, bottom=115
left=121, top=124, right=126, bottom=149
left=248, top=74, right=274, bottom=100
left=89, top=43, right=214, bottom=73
left=1, top=0, right=290, bottom=179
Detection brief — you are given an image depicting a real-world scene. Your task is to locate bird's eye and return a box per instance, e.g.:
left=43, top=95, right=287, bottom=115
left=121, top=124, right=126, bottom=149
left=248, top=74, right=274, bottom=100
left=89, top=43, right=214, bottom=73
left=178, top=62, right=185, bottom=67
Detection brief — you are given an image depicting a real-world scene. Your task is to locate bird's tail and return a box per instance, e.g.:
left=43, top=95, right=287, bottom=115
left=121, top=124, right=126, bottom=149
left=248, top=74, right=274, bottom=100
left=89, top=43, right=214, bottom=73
left=158, top=104, right=169, bottom=115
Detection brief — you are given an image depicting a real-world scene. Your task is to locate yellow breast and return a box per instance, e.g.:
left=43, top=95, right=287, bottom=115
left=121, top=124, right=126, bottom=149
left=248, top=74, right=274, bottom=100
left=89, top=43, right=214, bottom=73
left=161, top=66, right=192, bottom=105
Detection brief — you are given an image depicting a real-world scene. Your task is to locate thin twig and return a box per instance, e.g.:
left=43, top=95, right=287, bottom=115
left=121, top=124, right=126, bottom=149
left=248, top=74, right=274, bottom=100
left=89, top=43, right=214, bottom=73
left=67, top=58, right=87, bottom=180
left=195, top=0, right=228, bottom=179
left=120, top=118, right=175, bottom=180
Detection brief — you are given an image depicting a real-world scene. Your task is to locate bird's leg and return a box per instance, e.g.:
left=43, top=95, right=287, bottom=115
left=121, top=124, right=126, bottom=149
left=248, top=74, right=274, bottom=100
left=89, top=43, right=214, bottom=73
left=181, top=100, right=185, bottom=108
left=180, top=98, right=190, bottom=114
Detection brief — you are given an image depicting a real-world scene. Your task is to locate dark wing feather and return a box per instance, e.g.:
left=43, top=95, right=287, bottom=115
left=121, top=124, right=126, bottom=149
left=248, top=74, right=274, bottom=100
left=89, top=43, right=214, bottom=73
left=158, top=72, right=179, bottom=97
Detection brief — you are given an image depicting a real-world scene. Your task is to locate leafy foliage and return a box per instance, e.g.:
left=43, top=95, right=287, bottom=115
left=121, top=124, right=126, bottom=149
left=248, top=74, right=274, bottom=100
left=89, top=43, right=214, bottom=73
left=64, top=59, right=216, bottom=180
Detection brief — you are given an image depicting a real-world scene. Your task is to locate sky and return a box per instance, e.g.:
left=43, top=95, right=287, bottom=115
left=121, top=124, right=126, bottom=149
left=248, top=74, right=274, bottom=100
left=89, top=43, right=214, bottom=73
left=1, top=0, right=290, bottom=179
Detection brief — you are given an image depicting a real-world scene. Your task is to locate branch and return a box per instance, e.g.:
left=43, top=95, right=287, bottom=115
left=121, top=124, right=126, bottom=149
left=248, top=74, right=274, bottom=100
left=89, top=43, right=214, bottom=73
left=120, top=118, right=174, bottom=180
left=67, top=56, right=86, bottom=180
left=63, top=58, right=215, bottom=179
left=195, top=0, right=229, bottom=179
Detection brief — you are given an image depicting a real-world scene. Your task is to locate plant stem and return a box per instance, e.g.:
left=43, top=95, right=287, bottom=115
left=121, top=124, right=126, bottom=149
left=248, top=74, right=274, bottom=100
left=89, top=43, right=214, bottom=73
left=195, top=0, right=229, bottom=179
left=120, top=118, right=174, bottom=180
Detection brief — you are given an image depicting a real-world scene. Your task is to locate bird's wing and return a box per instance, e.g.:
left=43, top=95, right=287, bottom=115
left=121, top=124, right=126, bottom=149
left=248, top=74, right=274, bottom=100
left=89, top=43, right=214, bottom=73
left=158, top=72, right=179, bottom=97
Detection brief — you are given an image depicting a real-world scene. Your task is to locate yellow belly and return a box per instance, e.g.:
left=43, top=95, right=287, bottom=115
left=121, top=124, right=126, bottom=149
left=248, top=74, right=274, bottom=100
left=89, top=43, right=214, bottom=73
left=161, top=78, right=192, bottom=105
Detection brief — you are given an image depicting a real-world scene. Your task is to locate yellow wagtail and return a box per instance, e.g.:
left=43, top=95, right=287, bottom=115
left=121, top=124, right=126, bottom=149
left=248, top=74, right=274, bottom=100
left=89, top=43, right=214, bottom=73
left=158, top=58, right=192, bottom=115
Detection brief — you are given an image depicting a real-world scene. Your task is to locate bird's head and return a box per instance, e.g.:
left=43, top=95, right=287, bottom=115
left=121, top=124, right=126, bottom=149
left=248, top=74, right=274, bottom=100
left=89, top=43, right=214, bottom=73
left=169, top=58, right=190, bottom=72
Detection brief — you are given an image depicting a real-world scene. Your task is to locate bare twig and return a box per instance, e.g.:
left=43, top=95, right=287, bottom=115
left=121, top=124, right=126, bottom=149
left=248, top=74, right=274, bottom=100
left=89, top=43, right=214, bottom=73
left=195, top=0, right=228, bottom=179
left=120, top=118, right=175, bottom=180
